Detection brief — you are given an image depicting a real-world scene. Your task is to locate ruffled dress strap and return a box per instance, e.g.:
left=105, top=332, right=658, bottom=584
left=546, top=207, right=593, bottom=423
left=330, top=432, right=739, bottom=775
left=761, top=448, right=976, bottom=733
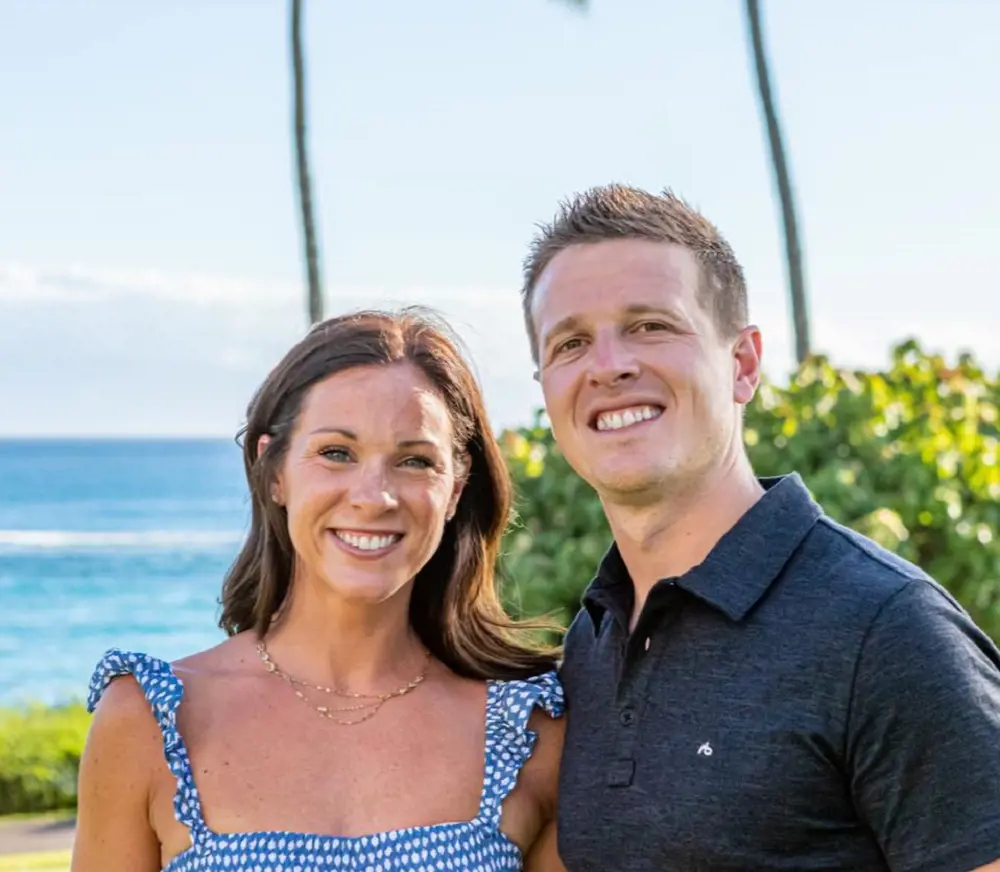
left=479, top=670, right=565, bottom=828
left=87, top=647, right=208, bottom=845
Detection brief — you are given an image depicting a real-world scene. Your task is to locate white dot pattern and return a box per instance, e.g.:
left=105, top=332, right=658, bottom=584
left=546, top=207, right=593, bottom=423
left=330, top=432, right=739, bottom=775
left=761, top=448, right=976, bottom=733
left=87, top=648, right=565, bottom=871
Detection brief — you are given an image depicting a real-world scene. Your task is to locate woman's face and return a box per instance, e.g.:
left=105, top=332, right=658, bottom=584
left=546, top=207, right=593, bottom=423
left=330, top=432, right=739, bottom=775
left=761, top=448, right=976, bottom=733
left=270, top=361, right=466, bottom=607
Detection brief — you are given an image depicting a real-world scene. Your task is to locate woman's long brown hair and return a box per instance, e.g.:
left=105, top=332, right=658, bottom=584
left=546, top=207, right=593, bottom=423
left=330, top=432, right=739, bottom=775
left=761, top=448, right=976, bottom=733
left=219, top=308, right=559, bottom=680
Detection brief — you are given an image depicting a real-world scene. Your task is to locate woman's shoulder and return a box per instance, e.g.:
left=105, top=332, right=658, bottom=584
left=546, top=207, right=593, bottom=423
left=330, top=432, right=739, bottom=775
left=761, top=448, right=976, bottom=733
left=81, top=653, right=174, bottom=803
left=87, top=648, right=179, bottom=715
left=87, top=657, right=164, bottom=733
left=483, top=670, right=566, bottom=827
left=491, top=669, right=565, bottom=725
left=87, top=636, right=243, bottom=715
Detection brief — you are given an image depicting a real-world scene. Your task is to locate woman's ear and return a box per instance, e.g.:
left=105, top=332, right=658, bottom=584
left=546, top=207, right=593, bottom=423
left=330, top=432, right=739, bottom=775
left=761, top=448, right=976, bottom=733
left=446, top=452, right=470, bottom=521
left=257, top=434, right=284, bottom=506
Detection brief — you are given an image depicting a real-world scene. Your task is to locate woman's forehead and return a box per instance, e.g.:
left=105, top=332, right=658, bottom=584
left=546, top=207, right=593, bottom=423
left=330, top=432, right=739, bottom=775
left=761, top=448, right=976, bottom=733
left=296, top=363, right=454, bottom=445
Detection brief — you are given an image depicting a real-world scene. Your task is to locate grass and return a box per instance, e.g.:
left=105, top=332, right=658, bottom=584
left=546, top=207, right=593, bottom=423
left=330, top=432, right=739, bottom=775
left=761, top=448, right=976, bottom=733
left=0, top=851, right=70, bottom=871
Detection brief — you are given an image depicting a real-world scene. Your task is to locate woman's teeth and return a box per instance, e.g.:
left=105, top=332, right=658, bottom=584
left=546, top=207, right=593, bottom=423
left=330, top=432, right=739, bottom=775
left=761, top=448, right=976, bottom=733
left=334, top=531, right=401, bottom=551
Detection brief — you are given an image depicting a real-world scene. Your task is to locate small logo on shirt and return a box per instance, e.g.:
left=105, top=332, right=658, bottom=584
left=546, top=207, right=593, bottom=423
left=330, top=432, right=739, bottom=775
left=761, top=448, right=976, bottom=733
left=697, top=742, right=714, bottom=757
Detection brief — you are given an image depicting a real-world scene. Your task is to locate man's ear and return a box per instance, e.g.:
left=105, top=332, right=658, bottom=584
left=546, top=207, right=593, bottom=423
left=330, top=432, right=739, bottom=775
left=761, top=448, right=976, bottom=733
left=733, top=325, right=763, bottom=406
left=257, top=434, right=284, bottom=506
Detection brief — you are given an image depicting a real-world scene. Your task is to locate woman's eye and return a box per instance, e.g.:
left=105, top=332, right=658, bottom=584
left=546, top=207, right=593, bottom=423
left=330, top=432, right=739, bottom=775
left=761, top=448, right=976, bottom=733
left=319, top=447, right=351, bottom=462
left=400, top=456, right=435, bottom=469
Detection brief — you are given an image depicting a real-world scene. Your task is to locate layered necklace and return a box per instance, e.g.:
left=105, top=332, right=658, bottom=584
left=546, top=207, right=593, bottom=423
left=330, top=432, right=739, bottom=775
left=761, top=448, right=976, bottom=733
left=256, top=639, right=430, bottom=726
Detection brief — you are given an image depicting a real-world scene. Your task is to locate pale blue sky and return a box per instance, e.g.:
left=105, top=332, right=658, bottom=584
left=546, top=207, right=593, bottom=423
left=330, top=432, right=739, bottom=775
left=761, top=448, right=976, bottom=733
left=1, top=0, right=997, bottom=436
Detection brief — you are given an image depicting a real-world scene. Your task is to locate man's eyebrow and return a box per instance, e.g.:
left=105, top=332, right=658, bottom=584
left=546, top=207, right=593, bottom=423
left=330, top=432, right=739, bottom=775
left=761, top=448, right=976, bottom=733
left=623, top=303, right=685, bottom=320
left=542, top=315, right=582, bottom=347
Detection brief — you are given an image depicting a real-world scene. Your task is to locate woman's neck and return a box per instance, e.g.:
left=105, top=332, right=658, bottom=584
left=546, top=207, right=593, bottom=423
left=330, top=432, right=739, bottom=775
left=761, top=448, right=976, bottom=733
left=259, top=578, right=428, bottom=693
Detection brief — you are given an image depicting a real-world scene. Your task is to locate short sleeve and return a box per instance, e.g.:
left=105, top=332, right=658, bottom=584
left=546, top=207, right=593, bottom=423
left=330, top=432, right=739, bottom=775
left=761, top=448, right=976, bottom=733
left=480, top=671, right=564, bottom=826
left=495, top=670, right=565, bottom=731
left=847, top=581, right=1000, bottom=872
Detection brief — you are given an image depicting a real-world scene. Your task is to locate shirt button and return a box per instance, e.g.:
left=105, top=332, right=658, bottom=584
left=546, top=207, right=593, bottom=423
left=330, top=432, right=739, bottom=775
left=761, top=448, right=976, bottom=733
left=619, top=708, right=636, bottom=726
left=644, top=637, right=651, bottom=651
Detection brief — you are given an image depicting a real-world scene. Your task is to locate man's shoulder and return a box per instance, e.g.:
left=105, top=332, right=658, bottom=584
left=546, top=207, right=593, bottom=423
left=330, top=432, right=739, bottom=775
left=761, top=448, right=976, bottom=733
left=795, top=511, right=975, bottom=638
left=800, top=511, right=946, bottom=601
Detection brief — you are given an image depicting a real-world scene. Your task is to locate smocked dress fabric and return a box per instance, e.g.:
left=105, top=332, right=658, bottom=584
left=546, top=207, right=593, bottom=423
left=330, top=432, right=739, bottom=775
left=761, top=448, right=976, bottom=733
left=86, top=649, right=564, bottom=871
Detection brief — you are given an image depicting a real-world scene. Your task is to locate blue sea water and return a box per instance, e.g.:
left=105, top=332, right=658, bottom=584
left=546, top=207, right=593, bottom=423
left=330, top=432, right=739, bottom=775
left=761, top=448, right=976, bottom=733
left=0, top=439, right=250, bottom=705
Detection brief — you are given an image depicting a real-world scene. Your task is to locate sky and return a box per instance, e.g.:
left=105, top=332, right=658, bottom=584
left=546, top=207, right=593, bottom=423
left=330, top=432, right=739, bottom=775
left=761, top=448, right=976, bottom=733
left=1, top=0, right=997, bottom=437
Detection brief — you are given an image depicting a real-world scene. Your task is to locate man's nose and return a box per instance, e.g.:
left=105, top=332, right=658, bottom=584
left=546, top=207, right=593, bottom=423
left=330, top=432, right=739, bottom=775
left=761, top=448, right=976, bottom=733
left=587, top=331, right=640, bottom=387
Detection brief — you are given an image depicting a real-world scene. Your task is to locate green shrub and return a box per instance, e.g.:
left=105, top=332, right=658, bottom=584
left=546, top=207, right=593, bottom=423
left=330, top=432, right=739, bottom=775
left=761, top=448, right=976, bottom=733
left=500, top=420, right=610, bottom=631
left=501, top=340, right=1000, bottom=639
left=0, top=703, right=90, bottom=815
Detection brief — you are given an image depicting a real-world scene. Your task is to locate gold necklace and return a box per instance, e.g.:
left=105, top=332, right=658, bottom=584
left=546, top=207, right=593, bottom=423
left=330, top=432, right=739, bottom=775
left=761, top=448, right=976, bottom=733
left=256, top=639, right=430, bottom=725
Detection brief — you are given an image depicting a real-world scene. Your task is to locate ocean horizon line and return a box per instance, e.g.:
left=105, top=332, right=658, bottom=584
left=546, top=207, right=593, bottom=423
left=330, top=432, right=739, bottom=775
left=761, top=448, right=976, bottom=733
left=0, top=434, right=239, bottom=442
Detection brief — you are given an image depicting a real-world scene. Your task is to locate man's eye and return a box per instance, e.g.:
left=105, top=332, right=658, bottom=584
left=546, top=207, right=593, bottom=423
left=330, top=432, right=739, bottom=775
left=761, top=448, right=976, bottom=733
left=635, top=321, right=669, bottom=333
left=555, top=337, right=584, bottom=354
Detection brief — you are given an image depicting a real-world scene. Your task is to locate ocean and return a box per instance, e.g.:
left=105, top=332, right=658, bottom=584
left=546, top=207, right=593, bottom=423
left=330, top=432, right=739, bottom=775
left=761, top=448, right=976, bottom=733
left=0, top=439, right=250, bottom=705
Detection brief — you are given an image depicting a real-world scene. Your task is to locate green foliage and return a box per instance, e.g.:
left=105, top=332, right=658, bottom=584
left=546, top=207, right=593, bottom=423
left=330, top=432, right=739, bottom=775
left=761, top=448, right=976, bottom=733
left=501, top=340, right=1000, bottom=638
left=0, top=704, right=89, bottom=815
left=500, top=420, right=611, bottom=629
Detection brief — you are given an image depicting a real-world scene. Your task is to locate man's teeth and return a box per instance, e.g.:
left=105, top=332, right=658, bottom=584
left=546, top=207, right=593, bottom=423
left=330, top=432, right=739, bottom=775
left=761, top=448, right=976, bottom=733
left=595, top=405, right=662, bottom=431
left=334, top=531, right=401, bottom=551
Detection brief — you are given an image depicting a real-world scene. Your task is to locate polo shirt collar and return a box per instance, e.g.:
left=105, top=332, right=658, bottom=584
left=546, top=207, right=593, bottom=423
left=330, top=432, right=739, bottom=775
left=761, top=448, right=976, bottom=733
left=583, top=473, right=822, bottom=630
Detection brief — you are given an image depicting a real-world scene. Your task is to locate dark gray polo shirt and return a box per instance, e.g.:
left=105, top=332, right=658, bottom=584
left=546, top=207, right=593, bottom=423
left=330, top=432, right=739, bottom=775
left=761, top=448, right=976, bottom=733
left=557, top=474, right=1000, bottom=872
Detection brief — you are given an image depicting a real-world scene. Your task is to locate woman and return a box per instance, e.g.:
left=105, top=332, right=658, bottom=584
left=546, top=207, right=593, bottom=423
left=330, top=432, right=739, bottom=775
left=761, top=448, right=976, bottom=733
left=72, top=309, right=566, bottom=872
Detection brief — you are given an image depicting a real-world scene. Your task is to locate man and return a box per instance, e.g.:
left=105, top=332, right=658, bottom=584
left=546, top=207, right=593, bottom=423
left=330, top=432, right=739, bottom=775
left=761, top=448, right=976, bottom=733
left=521, top=183, right=1000, bottom=871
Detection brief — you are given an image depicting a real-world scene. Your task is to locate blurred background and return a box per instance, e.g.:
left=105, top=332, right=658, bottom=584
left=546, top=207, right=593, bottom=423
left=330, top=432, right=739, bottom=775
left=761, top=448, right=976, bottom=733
left=0, top=1, right=997, bottom=866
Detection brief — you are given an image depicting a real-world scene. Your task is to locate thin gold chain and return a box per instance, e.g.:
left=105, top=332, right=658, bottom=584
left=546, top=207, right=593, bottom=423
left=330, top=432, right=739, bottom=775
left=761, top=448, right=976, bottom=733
left=256, top=639, right=430, bottom=725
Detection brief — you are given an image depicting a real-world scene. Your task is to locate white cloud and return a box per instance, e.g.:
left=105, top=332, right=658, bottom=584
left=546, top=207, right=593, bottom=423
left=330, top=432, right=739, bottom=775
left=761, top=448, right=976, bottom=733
left=0, top=262, right=303, bottom=307
left=0, top=263, right=542, bottom=435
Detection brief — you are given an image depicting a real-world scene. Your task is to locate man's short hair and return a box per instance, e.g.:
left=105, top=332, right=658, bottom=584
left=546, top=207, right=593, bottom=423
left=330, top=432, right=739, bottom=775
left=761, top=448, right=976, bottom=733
left=521, top=184, right=748, bottom=363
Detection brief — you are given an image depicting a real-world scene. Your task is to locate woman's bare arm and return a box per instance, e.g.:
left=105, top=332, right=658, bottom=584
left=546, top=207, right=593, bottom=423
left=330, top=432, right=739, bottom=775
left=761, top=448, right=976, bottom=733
left=524, top=818, right=568, bottom=872
left=71, top=677, right=163, bottom=872
left=521, top=711, right=568, bottom=872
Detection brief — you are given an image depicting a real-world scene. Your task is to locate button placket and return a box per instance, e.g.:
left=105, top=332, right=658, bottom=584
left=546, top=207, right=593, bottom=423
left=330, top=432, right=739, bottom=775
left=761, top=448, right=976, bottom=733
left=607, top=607, right=676, bottom=788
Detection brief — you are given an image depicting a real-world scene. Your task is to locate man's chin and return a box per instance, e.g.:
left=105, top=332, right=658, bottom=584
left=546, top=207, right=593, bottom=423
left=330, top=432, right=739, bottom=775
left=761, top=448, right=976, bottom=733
left=591, top=464, right=673, bottom=505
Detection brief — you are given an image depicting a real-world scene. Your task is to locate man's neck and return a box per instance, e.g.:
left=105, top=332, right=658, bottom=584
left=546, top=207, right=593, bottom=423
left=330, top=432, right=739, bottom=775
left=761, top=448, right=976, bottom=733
left=602, top=454, right=765, bottom=628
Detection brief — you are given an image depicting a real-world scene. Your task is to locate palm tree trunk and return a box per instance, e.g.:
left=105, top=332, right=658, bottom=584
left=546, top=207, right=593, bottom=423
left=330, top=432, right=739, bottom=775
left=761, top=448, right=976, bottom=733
left=291, top=0, right=324, bottom=325
left=744, top=0, right=810, bottom=364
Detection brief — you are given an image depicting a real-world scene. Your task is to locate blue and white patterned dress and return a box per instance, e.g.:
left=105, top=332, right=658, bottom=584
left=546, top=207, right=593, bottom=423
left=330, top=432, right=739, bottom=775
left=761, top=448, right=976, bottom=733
left=87, top=648, right=564, bottom=872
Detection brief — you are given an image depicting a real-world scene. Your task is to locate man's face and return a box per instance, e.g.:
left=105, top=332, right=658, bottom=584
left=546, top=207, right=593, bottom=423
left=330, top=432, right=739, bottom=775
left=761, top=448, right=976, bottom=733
left=532, top=239, right=760, bottom=505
